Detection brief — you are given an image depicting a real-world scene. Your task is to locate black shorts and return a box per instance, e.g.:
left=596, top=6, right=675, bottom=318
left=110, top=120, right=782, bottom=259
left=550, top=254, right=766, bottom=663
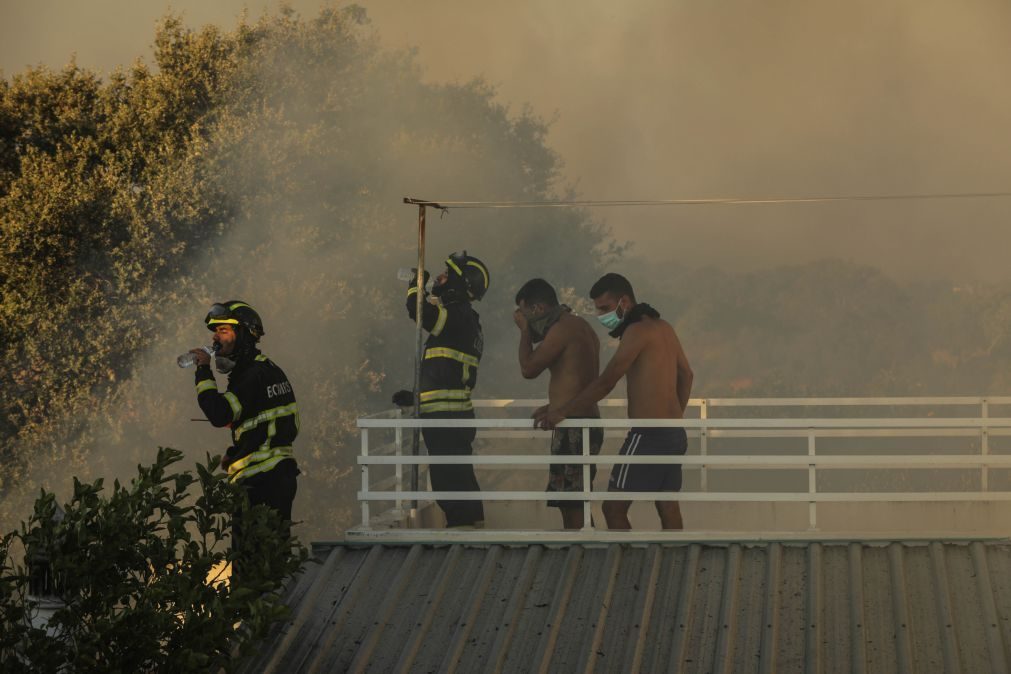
left=608, top=428, right=687, bottom=493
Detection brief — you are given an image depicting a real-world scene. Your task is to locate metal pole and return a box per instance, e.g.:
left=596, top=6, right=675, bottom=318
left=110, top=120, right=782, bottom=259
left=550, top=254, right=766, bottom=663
left=808, top=431, right=817, bottom=530
left=582, top=425, right=592, bottom=530
left=981, top=398, right=990, bottom=492
left=700, top=399, right=709, bottom=492
left=411, top=204, right=427, bottom=525
left=361, top=429, right=370, bottom=527
left=395, top=408, right=403, bottom=517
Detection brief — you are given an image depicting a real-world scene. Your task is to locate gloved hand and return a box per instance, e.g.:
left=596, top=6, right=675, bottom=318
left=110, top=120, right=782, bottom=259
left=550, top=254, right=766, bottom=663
left=392, top=389, right=415, bottom=407
left=408, top=269, right=430, bottom=288
left=220, top=446, right=238, bottom=471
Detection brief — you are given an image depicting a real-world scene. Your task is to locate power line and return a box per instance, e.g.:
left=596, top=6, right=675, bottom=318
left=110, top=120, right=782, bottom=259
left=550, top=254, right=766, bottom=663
left=404, top=191, right=1011, bottom=210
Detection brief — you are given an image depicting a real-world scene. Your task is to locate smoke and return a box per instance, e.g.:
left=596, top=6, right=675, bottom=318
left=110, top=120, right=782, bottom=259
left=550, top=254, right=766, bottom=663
left=4, top=0, right=1011, bottom=280
left=0, top=7, right=612, bottom=539
left=4, top=2, right=1011, bottom=538
left=359, top=0, right=1011, bottom=281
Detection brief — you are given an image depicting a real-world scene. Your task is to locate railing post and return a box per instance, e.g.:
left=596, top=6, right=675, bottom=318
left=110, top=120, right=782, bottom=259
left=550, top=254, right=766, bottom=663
left=582, top=425, right=593, bottom=530
left=982, top=398, right=990, bottom=492
left=700, top=399, right=709, bottom=492
left=395, top=410, right=403, bottom=516
left=361, top=428, right=370, bottom=528
left=808, top=431, right=817, bottom=530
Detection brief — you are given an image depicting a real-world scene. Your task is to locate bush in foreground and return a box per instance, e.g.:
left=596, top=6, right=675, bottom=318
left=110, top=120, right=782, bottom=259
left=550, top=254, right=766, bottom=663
left=0, top=447, right=307, bottom=672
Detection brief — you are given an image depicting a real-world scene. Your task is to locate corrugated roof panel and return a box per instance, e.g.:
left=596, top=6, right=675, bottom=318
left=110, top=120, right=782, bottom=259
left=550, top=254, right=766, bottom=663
left=350, top=545, right=452, bottom=673
left=984, top=544, right=1011, bottom=670
left=241, top=540, right=1011, bottom=673
left=639, top=545, right=694, bottom=672
left=493, top=545, right=580, bottom=673
left=726, top=545, right=770, bottom=673
left=903, top=544, right=944, bottom=672
left=595, top=545, right=661, bottom=671
left=941, top=544, right=977, bottom=672
left=334, top=545, right=428, bottom=672
left=446, top=545, right=531, bottom=673
left=683, top=545, right=733, bottom=673
left=954, top=541, right=1002, bottom=674
left=821, top=544, right=854, bottom=672
left=859, top=545, right=896, bottom=673
left=463, top=546, right=534, bottom=673
left=418, top=547, right=471, bottom=669
left=767, top=543, right=803, bottom=673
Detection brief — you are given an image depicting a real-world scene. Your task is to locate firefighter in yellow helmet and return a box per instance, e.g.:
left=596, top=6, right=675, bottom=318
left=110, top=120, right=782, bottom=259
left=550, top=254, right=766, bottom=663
left=400, top=252, right=489, bottom=527
left=186, top=301, right=299, bottom=570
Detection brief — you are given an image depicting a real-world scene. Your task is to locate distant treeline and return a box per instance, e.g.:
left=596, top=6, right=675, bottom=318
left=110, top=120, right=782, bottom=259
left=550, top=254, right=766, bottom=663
left=636, top=259, right=1011, bottom=398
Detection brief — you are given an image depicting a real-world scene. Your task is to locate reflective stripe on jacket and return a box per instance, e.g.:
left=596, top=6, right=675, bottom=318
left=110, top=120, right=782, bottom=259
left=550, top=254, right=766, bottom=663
left=406, top=287, right=483, bottom=415
left=195, top=352, right=299, bottom=482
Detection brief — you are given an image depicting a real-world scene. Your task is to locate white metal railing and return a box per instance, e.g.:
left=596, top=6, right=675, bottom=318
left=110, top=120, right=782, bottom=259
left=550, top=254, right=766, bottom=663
left=356, top=397, right=1011, bottom=532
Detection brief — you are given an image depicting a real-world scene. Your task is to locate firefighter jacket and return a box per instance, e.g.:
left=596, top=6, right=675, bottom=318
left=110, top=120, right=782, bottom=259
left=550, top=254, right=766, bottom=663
left=407, top=286, right=484, bottom=414
left=195, top=351, right=300, bottom=482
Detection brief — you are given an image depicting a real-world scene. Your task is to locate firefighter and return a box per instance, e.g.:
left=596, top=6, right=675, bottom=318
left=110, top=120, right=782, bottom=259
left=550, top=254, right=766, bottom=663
left=186, top=301, right=299, bottom=570
left=400, top=252, right=490, bottom=528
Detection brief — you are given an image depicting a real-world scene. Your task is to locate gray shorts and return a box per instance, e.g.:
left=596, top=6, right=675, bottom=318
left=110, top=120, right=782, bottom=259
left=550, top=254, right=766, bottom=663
left=546, top=423, right=604, bottom=508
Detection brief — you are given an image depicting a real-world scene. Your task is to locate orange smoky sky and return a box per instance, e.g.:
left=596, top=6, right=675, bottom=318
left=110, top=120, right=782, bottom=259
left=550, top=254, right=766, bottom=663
left=4, top=0, right=1011, bottom=281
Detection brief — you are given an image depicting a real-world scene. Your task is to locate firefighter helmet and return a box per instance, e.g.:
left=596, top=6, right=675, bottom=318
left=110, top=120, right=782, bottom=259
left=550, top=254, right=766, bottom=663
left=205, top=301, right=265, bottom=340
left=446, top=251, right=490, bottom=301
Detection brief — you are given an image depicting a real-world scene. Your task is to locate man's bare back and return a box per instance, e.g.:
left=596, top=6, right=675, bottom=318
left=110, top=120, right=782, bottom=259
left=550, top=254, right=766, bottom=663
left=622, top=316, right=691, bottom=419
left=545, top=313, right=600, bottom=414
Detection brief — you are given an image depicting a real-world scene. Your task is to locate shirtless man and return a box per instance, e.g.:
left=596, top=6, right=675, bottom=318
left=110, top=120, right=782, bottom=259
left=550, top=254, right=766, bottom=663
left=533, top=273, right=693, bottom=530
left=514, top=278, right=602, bottom=529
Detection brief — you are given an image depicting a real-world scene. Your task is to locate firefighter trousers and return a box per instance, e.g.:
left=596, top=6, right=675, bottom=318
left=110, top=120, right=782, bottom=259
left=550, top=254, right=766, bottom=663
left=231, top=458, right=298, bottom=582
left=422, top=411, right=484, bottom=527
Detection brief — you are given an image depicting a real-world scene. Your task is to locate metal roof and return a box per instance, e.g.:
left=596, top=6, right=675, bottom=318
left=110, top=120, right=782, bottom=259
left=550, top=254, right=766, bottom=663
left=243, top=539, right=1011, bottom=673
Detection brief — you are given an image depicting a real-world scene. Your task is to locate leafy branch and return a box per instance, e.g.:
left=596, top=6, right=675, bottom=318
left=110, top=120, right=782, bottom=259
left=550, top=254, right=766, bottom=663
left=0, top=447, right=307, bottom=673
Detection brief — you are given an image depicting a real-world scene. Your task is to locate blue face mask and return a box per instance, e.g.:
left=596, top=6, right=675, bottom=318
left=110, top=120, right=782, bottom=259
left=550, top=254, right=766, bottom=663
left=597, top=304, right=624, bottom=330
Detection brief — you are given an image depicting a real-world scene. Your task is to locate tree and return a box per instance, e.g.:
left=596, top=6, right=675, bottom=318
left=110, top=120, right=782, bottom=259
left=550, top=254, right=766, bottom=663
left=0, top=35, right=232, bottom=501
left=0, top=447, right=307, bottom=673
left=0, top=6, right=614, bottom=538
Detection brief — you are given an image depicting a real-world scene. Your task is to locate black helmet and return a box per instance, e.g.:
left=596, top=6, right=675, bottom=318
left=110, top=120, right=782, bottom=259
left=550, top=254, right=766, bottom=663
left=205, top=301, right=265, bottom=340
left=446, top=251, right=490, bottom=301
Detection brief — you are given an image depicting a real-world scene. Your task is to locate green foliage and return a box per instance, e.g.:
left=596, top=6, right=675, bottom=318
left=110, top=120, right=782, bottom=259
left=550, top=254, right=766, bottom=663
left=0, top=22, right=234, bottom=479
left=0, top=6, right=613, bottom=537
left=0, top=447, right=307, bottom=672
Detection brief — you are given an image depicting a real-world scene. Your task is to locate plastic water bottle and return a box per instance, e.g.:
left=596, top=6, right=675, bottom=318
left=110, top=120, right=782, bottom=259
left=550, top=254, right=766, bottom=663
left=399, top=268, right=433, bottom=290
left=176, top=345, right=217, bottom=368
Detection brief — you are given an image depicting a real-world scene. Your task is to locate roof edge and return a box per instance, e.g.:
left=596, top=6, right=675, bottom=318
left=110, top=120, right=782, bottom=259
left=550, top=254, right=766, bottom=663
left=325, top=529, right=1011, bottom=549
